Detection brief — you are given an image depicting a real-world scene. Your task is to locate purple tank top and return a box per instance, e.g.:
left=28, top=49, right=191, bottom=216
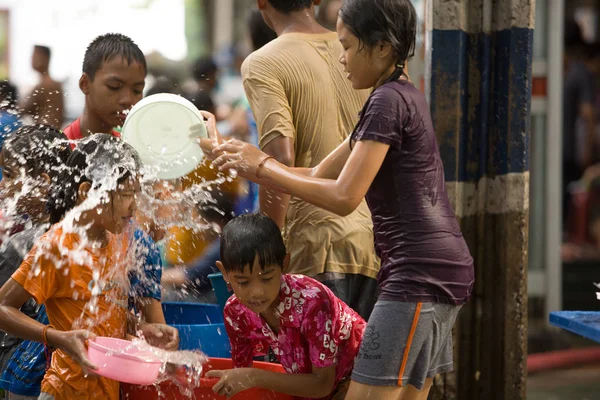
left=352, top=80, right=474, bottom=305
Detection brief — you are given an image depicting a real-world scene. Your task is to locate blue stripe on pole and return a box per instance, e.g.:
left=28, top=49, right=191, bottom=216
left=430, top=27, right=533, bottom=183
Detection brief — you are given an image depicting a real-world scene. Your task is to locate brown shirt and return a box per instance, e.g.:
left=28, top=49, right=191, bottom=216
left=242, top=32, right=379, bottom=278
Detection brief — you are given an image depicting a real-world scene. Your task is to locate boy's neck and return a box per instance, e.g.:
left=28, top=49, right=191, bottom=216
left=80, top=107, right=112, bottom=136
left=272, top=9, right=331, bottom=36
left=260, top=305, right=281, bottom=333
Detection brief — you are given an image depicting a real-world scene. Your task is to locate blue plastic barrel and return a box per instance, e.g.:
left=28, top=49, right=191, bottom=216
left=208, top=273, right=233, bottom=311
left=162, top=302, right=223, bottom=325
left=162, top=302, right=230, bottom=357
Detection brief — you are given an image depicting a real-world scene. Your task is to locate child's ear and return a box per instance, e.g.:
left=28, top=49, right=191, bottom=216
left=77, top=181, right=91, bottom=202
left=79, top=73, right=90, bottom=95
left=216, top=261, right=228, bottom=280
left=282, top=253, right=291, bottom=274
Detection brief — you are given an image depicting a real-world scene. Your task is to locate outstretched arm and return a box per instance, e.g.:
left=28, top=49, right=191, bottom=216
left=202, top=137, right=388, bottom=216
left=0, top=278, right=98, bottom=373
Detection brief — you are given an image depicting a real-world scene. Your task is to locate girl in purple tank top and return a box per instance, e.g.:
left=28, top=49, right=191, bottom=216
left=200, top=1, right=474, bottom=398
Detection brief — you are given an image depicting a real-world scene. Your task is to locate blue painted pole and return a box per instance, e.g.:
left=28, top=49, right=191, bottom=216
left=426, top=1, right=534, bottom=399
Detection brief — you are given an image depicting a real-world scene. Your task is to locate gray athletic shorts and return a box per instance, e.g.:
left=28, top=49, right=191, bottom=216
left=352, top=300, right=461, bottom=390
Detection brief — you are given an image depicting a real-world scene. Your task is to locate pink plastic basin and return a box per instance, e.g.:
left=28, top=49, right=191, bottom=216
left=87, top=337, right=162, bottom=385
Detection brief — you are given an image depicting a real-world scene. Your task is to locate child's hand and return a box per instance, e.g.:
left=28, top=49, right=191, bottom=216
left=208, top=139, right=272, bottom=177
left=207, top=368, right=255, bottom=398
left=138, top=323, right=179, bottom=351
left=197, top=110, right=223, bottom=144
left=48, top=329, right=98, bottom=376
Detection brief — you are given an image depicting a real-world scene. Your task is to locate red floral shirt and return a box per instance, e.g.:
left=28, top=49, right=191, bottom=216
left=224, top=274, right=366, bottom=399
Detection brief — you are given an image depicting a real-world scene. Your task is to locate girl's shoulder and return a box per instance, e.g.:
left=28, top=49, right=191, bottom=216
left=370, top=80, right=420, bottom=103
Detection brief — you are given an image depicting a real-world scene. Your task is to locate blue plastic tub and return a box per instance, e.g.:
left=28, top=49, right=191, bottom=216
left=173, top=323, right=230, bottom=357
left=162, top=302, right=223, bottom=325
left=208, top=273, right=232, bottom=311
left=161, top=302, right=230, bottom=357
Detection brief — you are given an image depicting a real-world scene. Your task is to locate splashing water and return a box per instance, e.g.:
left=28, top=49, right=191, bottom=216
left=103, top=337, right=207, bottom=394
left=0, top=132, right=235, bottom=392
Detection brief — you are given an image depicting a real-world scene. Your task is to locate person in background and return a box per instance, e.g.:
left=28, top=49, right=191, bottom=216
left=161, top=191, right=234, bottom=301
left=563, top=19, right=596, bottom=225
left=145, top=76, right=178, bottom=97
left=128, top=207, right=168, bottom=325
left=0, top=81, right=22, bottom=243
left=316, top=0, right=343, bottom=30
left=191, top=56, right=222, bottom=117
left=0, top=81, right=22, bottom=183
left=225, top=8, right=278, bottom=214
left=240, top=0, right=379, bottom=320
left=165, top=73, right=239, bottom=271
left=20, top=46, right=64, bottom=128
left=184, top=89, right=216, bottom=115
left=577, top=42, right=600, bottom=166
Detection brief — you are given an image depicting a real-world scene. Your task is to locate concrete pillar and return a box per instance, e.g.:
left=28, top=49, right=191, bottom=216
left=425, top=0, right=534, bottom=398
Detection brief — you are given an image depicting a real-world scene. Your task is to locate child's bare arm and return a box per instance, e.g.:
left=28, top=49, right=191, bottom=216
left=140, top=298, right=166, bottom=324
left=207, top=364, right=336, bottom=398
left=0, top=278, right=42, bottom=342
left=0, top=278, right=98, bottom=374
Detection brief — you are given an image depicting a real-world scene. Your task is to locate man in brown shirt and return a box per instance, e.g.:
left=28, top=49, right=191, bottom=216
left=20, top=45, right=64, bottom=128
left=243, top=0, right=379, bottom=319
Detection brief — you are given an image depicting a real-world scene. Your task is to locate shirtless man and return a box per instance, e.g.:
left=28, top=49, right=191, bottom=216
left=20, top=45, right=64, bottom=128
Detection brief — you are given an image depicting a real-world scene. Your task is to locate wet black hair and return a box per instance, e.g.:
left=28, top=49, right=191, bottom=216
left=191, top=56, right=218, bottom=83
left=220, top=213, right=286, bottom=274
left=267, top=0, right=313, bottom=14
left=34, top=45, right=51, bottom=59
left=48, top=134, right=141, bottom=224
left=2, top=125, right=71, bottom=179
left=248, top=9, right=277, bottom=51
left=82, top=33, right=147, bottom=81
left=198, top=191, right=235, bottom=226
left=339, top=0, right=416, bottom=83
left=2, top=125, right=72, bottom=222
left=0, top=80, right=18, bottom=110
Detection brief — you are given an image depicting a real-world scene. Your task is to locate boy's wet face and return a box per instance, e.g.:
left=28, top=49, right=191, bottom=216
left=227, top=258, right=283, bottom=315
left=83, top=57, right=146, bottom=129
